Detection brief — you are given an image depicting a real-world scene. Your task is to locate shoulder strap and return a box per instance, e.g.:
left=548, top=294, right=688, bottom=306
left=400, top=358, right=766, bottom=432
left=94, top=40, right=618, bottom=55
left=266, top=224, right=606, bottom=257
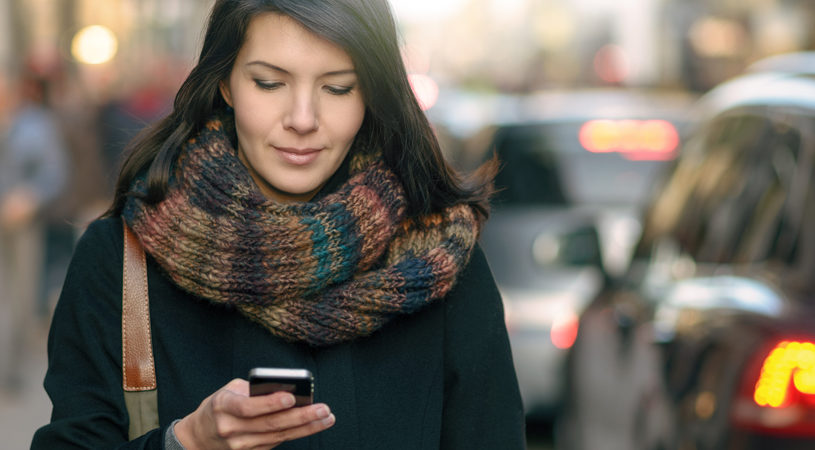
left=122, top=221, right=159, bottom=440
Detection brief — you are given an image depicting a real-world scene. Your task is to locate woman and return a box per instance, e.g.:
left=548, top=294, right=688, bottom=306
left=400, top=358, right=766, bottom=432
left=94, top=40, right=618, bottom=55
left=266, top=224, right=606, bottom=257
left=32, top=0, right=525, bottom=448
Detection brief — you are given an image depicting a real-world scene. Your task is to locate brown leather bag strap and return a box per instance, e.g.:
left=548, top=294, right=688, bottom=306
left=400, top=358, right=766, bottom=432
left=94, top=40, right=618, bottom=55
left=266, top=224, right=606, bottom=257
left=122, top=222, right=156, bottom=391
left=122, top=222, right=159, bottom=440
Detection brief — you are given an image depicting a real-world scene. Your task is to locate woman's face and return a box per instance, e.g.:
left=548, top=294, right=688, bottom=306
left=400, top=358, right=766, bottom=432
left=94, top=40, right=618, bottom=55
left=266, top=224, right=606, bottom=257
left=220, top=13, right=366, bottom=203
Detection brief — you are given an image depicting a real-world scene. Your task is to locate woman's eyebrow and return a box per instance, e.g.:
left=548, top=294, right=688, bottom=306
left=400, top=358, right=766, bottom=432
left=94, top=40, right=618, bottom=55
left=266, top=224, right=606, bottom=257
left=246, top=60, right=355, bottom=77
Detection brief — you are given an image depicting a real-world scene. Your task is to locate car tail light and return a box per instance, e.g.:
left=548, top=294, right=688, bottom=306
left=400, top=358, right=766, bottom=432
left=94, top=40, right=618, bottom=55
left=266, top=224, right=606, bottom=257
left=731, top=339, right=815, bottom=436
left=578, top=119, right=679, bottom=161
left=550, top=311, right=579, bottom=349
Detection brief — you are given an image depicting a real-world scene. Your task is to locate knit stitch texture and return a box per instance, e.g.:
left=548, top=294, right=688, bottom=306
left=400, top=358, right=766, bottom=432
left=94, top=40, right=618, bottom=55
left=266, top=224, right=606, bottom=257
left=122, top=113, right=481, bottom=346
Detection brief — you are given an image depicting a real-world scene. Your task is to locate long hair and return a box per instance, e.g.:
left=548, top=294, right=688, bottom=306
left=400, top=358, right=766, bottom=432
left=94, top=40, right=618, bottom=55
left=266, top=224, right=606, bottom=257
left=106, top=0, right=494, bottom=218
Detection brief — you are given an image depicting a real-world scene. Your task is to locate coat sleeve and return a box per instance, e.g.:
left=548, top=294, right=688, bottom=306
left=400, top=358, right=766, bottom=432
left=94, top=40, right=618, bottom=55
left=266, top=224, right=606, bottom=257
left=31, top=218, right=166, bottom=449
left=440, top=244, right=526, bottom=448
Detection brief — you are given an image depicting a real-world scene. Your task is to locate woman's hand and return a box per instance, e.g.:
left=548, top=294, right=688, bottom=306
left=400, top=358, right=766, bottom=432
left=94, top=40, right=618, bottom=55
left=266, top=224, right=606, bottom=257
left=174, top=378, right=335, bottom=449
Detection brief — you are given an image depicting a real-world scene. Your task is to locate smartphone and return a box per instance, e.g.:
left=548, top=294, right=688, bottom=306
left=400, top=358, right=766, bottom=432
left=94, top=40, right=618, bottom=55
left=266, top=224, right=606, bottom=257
left=248, top=368, right=314, bottom=406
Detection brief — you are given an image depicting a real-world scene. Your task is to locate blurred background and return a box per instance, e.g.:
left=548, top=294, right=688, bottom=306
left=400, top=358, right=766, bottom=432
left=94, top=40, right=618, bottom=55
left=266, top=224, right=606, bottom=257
left=1, top=0, right=815, bottom=448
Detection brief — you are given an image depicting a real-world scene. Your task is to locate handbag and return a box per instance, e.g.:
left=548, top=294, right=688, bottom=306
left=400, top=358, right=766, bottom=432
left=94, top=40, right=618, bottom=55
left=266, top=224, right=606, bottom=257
left=122, top=221, right=159, bottom=439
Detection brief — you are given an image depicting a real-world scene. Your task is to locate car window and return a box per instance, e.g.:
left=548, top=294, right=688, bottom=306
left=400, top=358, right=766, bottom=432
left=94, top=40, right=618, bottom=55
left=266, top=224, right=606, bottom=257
left=491, top=122, right=673, bottom=208
left=491, top=125, right=568, bottom=207
left=639, top=109, right=815, bottom=271
left=694, top=116, right=784, bottom=262
left=733, top=116, right=806, bottom=264
left=785, top=139, right=815, bottom=294
left=638, top=114, right=769, bottom=258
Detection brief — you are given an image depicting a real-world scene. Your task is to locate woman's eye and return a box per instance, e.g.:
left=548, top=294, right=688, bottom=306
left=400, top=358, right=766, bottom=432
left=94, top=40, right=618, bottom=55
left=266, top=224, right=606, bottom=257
left=254, top=80, right=283, bottom=91
left=325, top=85, right=354, bottom=96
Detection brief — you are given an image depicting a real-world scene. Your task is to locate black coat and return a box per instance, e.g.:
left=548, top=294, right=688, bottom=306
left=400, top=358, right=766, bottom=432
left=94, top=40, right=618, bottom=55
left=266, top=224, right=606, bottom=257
left=32, top=217, right=526, bottom=449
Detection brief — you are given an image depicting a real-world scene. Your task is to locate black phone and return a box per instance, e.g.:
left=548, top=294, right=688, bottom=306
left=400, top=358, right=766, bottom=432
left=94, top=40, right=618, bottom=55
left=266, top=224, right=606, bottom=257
left=248, top=368, right=314, bottom=406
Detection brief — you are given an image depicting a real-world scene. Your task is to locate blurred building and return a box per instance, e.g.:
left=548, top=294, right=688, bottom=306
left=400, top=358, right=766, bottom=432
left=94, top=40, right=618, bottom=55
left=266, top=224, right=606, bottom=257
left=0, top=0, right=812, bottom=95
left=0, top=0, right=209, bottom=102
left=394, top=0, right=815, bottom=93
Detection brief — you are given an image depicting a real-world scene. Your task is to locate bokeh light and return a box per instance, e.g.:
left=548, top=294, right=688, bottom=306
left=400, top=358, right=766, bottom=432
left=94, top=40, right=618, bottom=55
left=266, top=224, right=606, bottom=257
left=408, top=73, right=439, bottom=111
left=71, top=25, right=118, bottom=65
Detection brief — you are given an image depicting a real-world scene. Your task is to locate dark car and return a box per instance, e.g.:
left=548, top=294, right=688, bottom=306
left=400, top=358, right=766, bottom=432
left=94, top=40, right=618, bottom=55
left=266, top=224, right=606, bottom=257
left=471, top=88, right=696, bottom=421
left=558, top=55, right=815, bottom=450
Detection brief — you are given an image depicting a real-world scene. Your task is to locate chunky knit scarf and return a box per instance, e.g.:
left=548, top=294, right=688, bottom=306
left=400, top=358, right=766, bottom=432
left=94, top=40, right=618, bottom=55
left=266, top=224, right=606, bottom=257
left=122, top=114, right=481, bottom=346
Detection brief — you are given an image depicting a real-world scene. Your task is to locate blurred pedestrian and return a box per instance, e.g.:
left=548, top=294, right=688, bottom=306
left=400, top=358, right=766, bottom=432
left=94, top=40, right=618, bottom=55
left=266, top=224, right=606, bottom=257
left=41, top=69, right=108, bottom=320
left=0, top=69, right=69, bottom=392
left=32, top=0, right=524, bottom=448
left=97, top=73, right=174, bottom=196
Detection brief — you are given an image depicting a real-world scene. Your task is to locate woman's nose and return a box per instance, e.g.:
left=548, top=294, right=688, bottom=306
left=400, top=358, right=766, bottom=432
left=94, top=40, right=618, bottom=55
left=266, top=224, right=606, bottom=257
left=282, top=90, right=319, bottom=134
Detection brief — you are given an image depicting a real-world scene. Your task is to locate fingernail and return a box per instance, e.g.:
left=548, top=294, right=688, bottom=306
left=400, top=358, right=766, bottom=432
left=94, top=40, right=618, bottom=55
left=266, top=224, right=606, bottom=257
left=322, top=413, right=336, bottom=426
left=316, top=404, right=330, bottom=418
left=282, top=395, right=296, bottom=407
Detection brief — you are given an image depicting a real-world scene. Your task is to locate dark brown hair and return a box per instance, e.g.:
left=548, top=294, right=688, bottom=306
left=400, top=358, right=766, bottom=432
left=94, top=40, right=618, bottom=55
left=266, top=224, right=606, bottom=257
left=106, top=0, right=494, bottom=218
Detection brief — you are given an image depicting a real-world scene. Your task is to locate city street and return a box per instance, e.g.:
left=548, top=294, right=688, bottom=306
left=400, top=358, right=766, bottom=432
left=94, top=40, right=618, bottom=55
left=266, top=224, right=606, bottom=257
left=0, top=324, right=50, bottom=449
left=4, top=0, right=815, bottom=449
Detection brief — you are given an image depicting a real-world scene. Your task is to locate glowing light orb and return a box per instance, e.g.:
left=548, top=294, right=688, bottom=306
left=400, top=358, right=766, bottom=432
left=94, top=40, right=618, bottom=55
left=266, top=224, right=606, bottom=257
left=72, top=25, right=118, bottom=65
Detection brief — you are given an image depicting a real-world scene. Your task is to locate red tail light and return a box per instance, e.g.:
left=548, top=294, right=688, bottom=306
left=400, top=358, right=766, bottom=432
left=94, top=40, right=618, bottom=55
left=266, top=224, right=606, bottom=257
left=551, top=311, right=579, bottom=349
left=754, top=341, right=815, bottom=407
left=731, top=339, right=815, bottom=436
left=578, top=119, right=680, bottom=161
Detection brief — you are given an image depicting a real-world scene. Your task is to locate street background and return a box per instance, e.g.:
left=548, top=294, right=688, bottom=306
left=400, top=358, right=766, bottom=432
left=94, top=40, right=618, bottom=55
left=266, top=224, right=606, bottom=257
left=2, top=0, right=815, bottom=448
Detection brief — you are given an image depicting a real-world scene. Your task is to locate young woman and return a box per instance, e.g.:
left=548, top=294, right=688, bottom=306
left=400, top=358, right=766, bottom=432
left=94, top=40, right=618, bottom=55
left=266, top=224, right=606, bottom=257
left=32, top=1, right=525, bottom=448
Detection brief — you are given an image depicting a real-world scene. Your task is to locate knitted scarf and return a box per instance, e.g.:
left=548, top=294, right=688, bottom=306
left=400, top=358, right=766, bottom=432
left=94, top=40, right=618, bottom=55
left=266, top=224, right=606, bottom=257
left=122, top=114, right=481, bottom=346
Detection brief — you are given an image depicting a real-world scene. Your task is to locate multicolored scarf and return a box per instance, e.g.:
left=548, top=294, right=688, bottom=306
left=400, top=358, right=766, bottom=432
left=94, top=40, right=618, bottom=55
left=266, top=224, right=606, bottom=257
left=122, top=114, right=481, bottom=346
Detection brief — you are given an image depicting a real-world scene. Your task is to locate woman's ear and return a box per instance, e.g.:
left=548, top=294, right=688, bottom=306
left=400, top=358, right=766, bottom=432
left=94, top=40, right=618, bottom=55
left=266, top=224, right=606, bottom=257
left=219, top=80, right=233, bottom=107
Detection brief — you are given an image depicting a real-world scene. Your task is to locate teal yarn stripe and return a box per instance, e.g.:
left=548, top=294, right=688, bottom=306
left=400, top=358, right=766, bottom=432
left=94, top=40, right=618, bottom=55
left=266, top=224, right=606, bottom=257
left=301, top=216, right=333, bottom=294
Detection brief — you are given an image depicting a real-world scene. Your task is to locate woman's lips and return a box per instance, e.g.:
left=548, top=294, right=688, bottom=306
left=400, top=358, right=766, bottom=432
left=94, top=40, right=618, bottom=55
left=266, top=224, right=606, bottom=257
left=275, top=147, right=322, bottom=165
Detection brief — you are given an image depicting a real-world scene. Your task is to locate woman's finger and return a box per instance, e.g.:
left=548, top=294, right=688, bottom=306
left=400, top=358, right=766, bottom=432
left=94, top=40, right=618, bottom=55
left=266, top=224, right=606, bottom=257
left=235, top=412, right=337, bottom=449
left=223, top=378, right=250, bottom=396
left=275, top=410, right=336, bottom=440
left=242, top=403, right=333, bottom=434
left=212, top=386, right=298, bottom=420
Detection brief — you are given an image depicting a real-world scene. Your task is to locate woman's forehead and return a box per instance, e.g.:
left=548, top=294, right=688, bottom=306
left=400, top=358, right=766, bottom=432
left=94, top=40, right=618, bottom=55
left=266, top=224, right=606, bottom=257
left=238, top=13, right=354, bottom=71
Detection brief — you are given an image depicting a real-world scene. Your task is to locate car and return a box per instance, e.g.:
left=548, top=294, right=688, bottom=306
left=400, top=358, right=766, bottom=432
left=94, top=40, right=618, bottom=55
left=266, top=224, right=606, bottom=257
left=558, top=54, right=815, bottom=450
left=472, top=88, right=696, bottom=421
left=480, top=205, right=606, bottom=421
